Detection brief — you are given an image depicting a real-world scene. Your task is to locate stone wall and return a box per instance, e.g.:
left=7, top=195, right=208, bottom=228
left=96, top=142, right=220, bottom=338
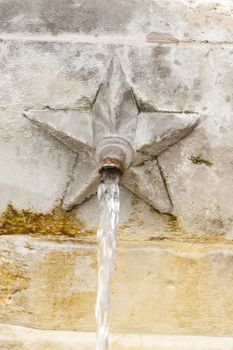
left=1, top=1, right=233, bottom=349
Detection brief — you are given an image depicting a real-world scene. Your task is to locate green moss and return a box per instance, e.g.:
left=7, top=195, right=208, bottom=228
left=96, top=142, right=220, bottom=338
left=137, top=101, right=157, bottom=113
left=137, top=99, right=196, bottom=114
left=158, top=165, right=169, bottom=183
left=43, top=103, right=93, bottom=112
left=80, top=104, right=93, bottom=110
left=0, top=204, right=94, bottom=236
left=168, top=215, right=181, bottom=232
left=189, top=155, right=213, bottom=167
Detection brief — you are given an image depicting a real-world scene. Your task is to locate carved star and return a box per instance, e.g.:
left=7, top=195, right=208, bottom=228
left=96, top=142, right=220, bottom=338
left=25, top=56, right=199, bottom=213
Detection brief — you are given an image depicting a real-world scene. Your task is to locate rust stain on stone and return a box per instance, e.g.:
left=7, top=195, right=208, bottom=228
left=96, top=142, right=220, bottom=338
left=0, top=204, right=95, bottom=236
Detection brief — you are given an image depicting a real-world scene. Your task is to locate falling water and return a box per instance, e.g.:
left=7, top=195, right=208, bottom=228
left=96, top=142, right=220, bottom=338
left=96, top=167, right=121, bottom=350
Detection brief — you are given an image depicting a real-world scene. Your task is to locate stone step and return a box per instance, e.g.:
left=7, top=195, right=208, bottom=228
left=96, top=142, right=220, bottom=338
left=1, top=324, right=233, bottom=350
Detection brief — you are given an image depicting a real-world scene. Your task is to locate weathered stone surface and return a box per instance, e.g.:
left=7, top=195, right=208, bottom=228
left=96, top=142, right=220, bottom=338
left=0, top=41, right=232, bottom=116
left=26, top=110, right=93, bottom=153
left=120, top=44, right=233, bottom=116
left=0, top=40, right=110, bottom=109
left=0, top=235, right=96, bottom=330
left=0, top=1, right=233, bottom=42
left=158, top=111, right=233, bottom=236
left=92, top=56, right=138, bottom=144
left=0, top=111, right=76, bottom=212
left=0, top=40, right=232, bottom=234
left=24, top=55, right=200, bottom=213
left=1, top=235, right=233, bottom=335
left=134, top=112, right=199, bottom=157
left=0, top=203, right=95, bottom=236
left=63, top=153, right=99, bottom=210
left=122, top=160, right=172, bottom=214
left=75, top=186, right=175, bottom=241
left=1, top=324, right=233, bottom=350
left=0, top=3, right=233, bottom=347
left=1, top=38, right=232, bottom=350
left=119, top=44, right=233, bottom=236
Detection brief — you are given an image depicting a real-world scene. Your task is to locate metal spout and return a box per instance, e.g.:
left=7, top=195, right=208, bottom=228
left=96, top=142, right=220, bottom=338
left=99, top=157, right=124, bottom=174
left=99, top=157, right=124, bottom=184
left=99, top=166, right=122, bottom=184
left=96, top=137, right=134, bottom=183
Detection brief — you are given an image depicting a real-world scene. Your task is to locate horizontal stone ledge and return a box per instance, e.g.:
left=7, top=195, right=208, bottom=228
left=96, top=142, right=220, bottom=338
left=1, top=324, right=233, bottom=350
left=0, top=0, right=233, bottom=43
left=1, top=33, right=233, bottom=46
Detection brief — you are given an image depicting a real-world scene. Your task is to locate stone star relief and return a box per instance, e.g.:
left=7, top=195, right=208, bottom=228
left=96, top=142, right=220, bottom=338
left=25, top=56, right=199, bottom=214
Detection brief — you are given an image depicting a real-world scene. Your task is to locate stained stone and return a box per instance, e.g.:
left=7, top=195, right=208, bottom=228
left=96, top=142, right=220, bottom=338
left=0, top=1, right=233, bottom=42
left=0, top=235, right=233, bottom=336
left=0, top=1, right=233, bottom=348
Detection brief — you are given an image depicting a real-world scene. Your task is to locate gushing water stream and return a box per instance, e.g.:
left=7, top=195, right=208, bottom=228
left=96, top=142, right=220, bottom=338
left=96, top=168, right=121, bottom=350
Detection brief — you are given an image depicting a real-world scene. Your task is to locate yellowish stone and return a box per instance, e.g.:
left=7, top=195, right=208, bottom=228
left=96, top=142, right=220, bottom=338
left=0, top=236, right=233, bottom=336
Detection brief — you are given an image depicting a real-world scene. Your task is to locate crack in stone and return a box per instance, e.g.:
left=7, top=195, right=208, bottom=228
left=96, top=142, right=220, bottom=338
left=151, top=110, right=198, bottom=114
left=157, top=160, right=173, bottom=210
left=61, top=154, right=79, bottom=207
left=138, top=105, right=198, bottom=115
left=42, top=105, right=93, bottom=111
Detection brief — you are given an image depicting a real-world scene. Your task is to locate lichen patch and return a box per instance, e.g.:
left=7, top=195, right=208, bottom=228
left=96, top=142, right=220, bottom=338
left=0, top=204, right=95, bottom=236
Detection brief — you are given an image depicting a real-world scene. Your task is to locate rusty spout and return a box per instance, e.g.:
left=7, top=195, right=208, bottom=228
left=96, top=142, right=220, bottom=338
left=99, top=157, right=123, bottom=183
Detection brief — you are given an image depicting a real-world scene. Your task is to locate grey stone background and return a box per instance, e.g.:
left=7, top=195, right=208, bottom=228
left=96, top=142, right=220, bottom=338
left=1, top=0, right=233, bottom=236
left=1, top=1, right=233, bottom=349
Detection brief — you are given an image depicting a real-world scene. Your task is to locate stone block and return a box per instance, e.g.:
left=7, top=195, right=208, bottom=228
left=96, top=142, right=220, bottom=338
left=0, top=1, right=233, bottom=42
left=1, top=235, right=233, bottom=336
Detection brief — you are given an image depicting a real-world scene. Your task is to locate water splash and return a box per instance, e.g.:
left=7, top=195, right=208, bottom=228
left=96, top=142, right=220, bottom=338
left=96, top=168, right=121, bottom=350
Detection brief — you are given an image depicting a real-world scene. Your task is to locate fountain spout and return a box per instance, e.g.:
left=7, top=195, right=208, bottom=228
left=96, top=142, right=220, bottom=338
left=99, top=159, right=124, bottom=179
left=97, top=136, right=134, bottom=179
